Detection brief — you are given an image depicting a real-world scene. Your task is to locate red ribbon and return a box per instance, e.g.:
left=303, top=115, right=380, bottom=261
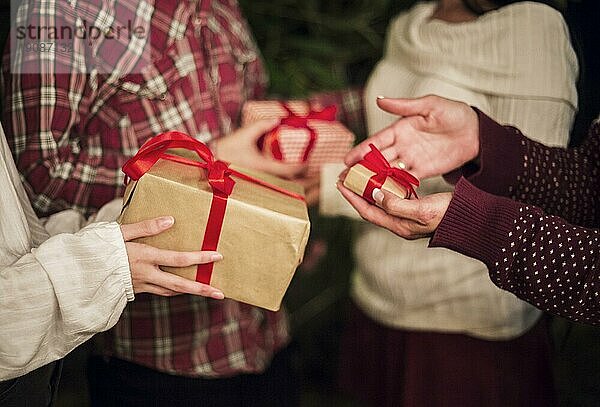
left=122, top=131, right=304, bottom=284
left=359, top=144, right=420, bottom=203
left=265, top=102, right=337, bottom=162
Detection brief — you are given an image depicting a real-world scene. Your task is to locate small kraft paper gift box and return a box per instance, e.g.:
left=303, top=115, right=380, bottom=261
left=343, top=144, right=420, bottom=204
left=119, top=131, right=310, bottom=311
left=242, top=100, right=355, bottom=176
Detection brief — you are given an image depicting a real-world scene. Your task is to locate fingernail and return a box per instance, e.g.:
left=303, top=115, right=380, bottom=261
left=376, top=95, right=386, bottom=100
left=211, top=253, right=223, bottom=262
left=211, top=291, right=225, bottom=300
left=159, top=216, right=175, bottom=227
left=372, top=188, right=384, bottom=204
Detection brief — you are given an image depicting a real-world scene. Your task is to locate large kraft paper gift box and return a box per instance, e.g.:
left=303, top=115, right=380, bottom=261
left=343, top=144, right=419, bottom=204
left=119, top=131, right=310, bottom=311
left=242, top=100, right=355, bottom=176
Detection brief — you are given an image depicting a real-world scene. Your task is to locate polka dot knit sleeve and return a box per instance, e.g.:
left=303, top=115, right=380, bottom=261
left=431, top=116, right=600, bottom=324
left=468, top=111, right=600, bottom=227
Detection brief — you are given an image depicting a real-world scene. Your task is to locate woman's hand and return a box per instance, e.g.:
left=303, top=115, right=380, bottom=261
left=120, top=217, right=224, bottom=299
left=213, top=119, right=306, bottom=179
left=345, top=95, right=480, bottom=179
left=337, top=182, right=452, bottom=240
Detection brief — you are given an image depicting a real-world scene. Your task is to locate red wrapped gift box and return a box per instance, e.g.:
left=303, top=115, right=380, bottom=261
left=242, top=100, right=355, bottom=176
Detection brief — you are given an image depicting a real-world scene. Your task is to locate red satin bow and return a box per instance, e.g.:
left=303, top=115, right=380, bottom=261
left=360, top=143, right=420, bottom=201
left=122, top=131, right=304, bottom=284
left=267, top=102, right=337, bottom=162
left=123, top=131, right=236, bottom=195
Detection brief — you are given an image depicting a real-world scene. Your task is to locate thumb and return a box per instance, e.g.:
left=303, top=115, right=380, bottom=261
left=121, top=216, right=175, bottom=241
left=373, top=189, right=422, bottom=221
left=240, top=118, right=280, bottom=141
left=376, top=96, right=434, bottom=118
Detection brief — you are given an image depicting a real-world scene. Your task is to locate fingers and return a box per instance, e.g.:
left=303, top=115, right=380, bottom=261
left=375, top=95, right=435, bottom=117
left=240, top=118, right=280, bottom=140
left=135, top=283, right=180, bottom=297
left=337, top=181, right=384, bottom=223
left=344, top=125, right=401, bottom=166
left=121, top=216, right=174, bottom=241
left=374, top=190, right=452, bottom=232
left=373, top=190, right=424, bottom=223
left=338, top=167, right=350, bottom=182
left=143, top=246, right=223, bottom=268
left=144, top=269, right=225, bottom=299
left=344, top=137, right=387, bottom=167
left=337, top=183, right=436, bottom=240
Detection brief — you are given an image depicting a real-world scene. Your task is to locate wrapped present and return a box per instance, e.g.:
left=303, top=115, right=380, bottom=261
left=119, top=131, right=310, bottom=311
left=343, top=144, right=419, bottom=204
left=242, top=100, right=355, bottom=176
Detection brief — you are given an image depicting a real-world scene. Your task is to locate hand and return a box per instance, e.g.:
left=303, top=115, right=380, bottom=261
left=297, top=176, right=320, bottom=207
left=120, top=217, right=224, bottom=299
left=336, top=182, right=452, bottom=240
left=213, top=119, right=307, bottom=179
left=345, top=95, right=480, bottom=179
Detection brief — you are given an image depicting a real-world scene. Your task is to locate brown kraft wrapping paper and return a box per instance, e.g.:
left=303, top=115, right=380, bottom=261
left=343, top=162, right=410, bottom=201
left=119, top=154, right=310, bottom=311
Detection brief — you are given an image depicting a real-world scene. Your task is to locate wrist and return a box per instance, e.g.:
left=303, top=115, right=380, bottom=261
left=467, top=106, right=481, bottom=162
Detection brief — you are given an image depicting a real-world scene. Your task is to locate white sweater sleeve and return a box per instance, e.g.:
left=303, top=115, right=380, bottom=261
left=0, top=126, right=133, bottom=381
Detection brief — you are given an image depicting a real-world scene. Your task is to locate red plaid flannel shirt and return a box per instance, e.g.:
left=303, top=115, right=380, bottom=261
left=3, top=0, right=289, bottom=377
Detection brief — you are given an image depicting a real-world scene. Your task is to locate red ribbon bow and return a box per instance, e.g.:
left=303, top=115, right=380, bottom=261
left=359, top=143, right=420, bottom=202
left=123, top=131, right=236, bottom=195
left=266, top=102, right=337, bottom=162
left=122, top=131, right=304, bottom=284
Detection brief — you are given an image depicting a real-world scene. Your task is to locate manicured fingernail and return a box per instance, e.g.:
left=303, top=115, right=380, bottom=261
left=376, top=95, right=385, bottom=100
left=211, top=291, right=225, bottom=300
left=211, top=253, right=223, bottom=262
left=372, top=188, right=384, bottom=204
left=159, top=216, right=174, bottom=227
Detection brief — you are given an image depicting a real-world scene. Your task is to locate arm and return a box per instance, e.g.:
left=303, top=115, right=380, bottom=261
left=337, top=178, right=600, bottom=325
left=0, top=223, right=130, bottom=381
left=0, top=219, right=226, bottom=381
left=459, top=111, right=600, bottom=227
left=430, top=178, right=600, bottom=326
left=3, top=1, right=92, bottom=216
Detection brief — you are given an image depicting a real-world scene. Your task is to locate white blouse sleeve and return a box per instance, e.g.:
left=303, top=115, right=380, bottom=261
left=0, top=128, right=133, bottom=381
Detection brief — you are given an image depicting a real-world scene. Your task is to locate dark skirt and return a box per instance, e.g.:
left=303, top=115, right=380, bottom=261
left=337, top=302, right=556, bottom=407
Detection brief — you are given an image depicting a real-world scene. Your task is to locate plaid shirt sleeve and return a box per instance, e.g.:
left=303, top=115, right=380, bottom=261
left=3, top=1, right=96, bottom=217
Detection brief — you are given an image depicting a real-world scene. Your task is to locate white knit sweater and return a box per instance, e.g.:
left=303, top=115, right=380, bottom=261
left=335, top=1, right=578, bottom=339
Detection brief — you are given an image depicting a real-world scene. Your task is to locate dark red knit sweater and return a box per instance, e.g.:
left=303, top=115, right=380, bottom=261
left=430, top=111, right=600, bottom=325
